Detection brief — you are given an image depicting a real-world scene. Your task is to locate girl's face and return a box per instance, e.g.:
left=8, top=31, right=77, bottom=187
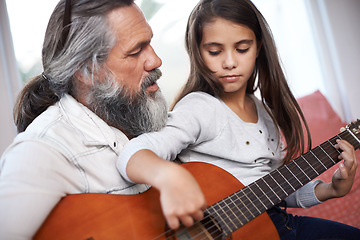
left=200, top=17, right=259, bottom=95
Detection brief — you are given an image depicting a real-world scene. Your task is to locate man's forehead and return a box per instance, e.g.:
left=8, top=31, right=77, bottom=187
left=106, top=3, right=146, bottom=28
left=107, top=4, right=153, bottom=51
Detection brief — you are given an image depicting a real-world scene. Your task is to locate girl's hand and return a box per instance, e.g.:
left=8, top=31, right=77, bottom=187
left=315, top=139, right=358, bottom=201
left=330, top=139, right=358, bottom=198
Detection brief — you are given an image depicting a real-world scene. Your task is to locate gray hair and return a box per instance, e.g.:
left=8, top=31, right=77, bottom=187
left=14, top=0, right=134, bottom=132
left=43, top=0, right=134, bottom=95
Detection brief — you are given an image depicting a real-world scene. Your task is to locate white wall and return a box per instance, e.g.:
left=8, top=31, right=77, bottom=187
left=0, top=0, right=21, bottom=155
left=306, top=0, right=360, bottom=122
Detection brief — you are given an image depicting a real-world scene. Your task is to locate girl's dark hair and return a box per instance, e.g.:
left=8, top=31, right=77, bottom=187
left=175, top=0, right=311, bottom=163
left=14, top=0, right=134, bottom=133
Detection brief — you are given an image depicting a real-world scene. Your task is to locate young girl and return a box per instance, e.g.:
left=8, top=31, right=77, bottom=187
left=117, top=0, right=359, bottom=239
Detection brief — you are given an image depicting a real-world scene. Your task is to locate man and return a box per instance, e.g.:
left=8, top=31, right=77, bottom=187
left=0, top=0, right=172, bottom=238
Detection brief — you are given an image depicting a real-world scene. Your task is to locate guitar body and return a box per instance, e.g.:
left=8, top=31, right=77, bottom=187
left=34, top=162, right=279, bottom=240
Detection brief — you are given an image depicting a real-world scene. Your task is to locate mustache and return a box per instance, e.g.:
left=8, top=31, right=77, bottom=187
left=142, top=69, right=162, bottom=90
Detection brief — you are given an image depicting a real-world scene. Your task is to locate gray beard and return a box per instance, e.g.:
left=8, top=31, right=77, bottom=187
left=88, top=69, right=168, bottom=137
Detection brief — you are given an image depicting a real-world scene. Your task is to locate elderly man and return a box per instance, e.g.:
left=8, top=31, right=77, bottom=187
left=0, top=0, right=176, bottom=238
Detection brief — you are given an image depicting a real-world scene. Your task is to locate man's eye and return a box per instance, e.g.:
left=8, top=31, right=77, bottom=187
left=129, top=48, right=142, bottom=56
left=209, top=51, right=221, bottom=56
left=237, top=48, right=249, bottom=53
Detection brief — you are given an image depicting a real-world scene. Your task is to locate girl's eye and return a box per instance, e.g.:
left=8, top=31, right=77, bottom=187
left=237, top=48, right=249, bottom=53
left=209, top=51, right=221, bottom=56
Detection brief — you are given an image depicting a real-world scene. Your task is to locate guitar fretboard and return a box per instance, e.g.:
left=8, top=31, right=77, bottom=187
left=204, top=124, right=360, bottom=237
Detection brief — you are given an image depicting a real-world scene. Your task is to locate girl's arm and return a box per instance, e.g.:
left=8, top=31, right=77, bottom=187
left=126, top=149, right=207, bottom=229
left=315, top=139, right=358, bottom=201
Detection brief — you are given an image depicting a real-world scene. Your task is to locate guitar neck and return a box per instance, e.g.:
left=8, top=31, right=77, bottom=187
left=205, top=122, right=360, bottom=236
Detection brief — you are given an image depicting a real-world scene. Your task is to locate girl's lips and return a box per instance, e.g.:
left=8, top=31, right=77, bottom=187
left=220, top=75, right=241, bottom=83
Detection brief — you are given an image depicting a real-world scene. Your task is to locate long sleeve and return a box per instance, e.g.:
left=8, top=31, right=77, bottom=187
left=118, top=92, right=220, bottom=182
left=284, top=179, right=323, bottom=208
left=0, top=141, right=80, bottom=239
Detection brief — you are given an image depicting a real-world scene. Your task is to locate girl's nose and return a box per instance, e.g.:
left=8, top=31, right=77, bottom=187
left=222, top=52, right=237, bottom=70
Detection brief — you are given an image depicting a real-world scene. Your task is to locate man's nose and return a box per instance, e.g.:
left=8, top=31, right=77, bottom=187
left=145, top=45, right=162, bottom=71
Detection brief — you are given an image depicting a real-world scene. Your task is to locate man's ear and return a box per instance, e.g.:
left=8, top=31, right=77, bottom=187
left=74, top=70, right=93, bottom=87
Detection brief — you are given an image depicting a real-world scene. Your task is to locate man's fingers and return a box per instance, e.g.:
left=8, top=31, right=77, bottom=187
left=166, top=215, right=180, bottom=230
left=165, top=209, right=205, bottom=229
left=180, top=215, right=195, bottom=227
left=192, top=210, right=205, bottom=221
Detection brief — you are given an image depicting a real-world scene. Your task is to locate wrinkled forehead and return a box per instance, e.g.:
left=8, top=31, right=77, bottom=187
left=106, top=3, right=150, bottom=32
left=106, top=3, right=153, bottom=52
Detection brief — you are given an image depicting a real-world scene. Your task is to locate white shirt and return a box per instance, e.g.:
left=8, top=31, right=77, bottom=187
left=0, top=94, right=148, bottom=240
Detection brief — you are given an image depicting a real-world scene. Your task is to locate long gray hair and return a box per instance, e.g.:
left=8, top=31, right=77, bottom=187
left=14, top=0, right=134, bottom=132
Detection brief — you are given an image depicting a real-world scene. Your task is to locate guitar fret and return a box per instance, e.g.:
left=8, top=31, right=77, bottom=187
left=234, top=191, right=254, bottom=220
left=219, top=200, right=240, bottom=230
left=248, top=184, right=267, bottom=210
left=257, top=178, right=280, bottom=204
left=284, top=164, right=303, bottom=187
left=254, top=180, right=276, bottom=207
left=269, top=173, right=288, bottom=196
left=242, top=187, right=262, bottom=215
left=292, top=160, right=311, bottom=181
left=228, top=197, right=245, bottom=226
left=327, top=139, right=341, bottom=155
left=231, top=193, right=251, bottom=223
left=318, top=142, right=340, bottom=167
left=275, top=169, right=295, bottom=192
left=319, top=145, right=336, bottom=165
left=310, top=150, right=327, bottom=170
left=301, top=155, right=319, bottom=175
left=209, top=203, right=233, bottom=234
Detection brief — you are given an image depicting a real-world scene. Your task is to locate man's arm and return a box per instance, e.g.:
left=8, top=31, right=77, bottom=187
left=0, top=142, right=76, bottom=239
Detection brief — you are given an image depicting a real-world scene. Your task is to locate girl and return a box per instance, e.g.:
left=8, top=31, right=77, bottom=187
left=117, top=0, right=359, bottom=239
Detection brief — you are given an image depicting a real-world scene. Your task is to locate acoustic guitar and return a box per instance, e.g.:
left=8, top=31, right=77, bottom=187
left=34, top=120, right=360, bottom=240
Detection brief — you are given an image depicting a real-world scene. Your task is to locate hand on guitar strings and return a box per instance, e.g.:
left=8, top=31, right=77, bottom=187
left=315, top=139, right=358, bottom=202
left=126, top=149, right=208, bottom=229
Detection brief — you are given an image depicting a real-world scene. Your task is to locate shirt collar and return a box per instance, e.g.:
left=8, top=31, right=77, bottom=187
left=58, top=94, right=129, bottom=154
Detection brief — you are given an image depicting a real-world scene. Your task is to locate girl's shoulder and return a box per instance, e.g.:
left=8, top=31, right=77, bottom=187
left=172, top=91, right=224, bottom=117
left=175, top=92, right=220, bottom=108
left=180, top=91, right=217, bottom=101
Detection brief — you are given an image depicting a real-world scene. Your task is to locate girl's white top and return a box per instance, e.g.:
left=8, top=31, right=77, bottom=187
left=117, top=92, right=322, bottom=208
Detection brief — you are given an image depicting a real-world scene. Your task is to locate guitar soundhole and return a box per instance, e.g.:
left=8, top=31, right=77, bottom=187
left=165, top=214, right=227, bottom=240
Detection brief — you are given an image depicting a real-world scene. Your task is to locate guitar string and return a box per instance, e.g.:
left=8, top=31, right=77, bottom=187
left=153, top=130, right=359, bottom=240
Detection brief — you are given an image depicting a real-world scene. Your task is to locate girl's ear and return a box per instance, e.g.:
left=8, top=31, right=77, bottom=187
left=256, top=40, right=262, bottom=57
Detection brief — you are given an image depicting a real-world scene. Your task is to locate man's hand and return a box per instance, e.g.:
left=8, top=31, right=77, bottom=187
left=157, top=163, right=207, bottom=229
left=126, top=150, right=207, bottom=229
